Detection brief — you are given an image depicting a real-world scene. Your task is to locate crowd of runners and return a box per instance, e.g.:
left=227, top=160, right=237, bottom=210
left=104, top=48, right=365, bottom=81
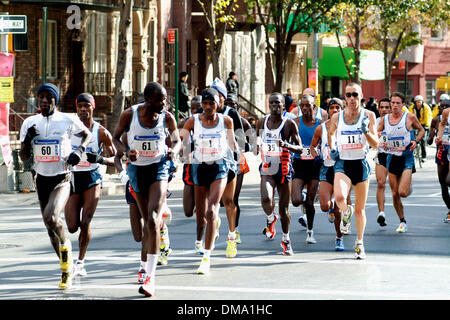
left=18, top=80, right=450, bottom=296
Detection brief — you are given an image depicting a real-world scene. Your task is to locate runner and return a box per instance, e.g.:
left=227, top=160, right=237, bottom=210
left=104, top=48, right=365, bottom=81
left=19, top=83, right=92, bottom=289
left=113, top=82, right=180, bottom=297
left=433, top=99, right=450, bottom=222
left=378, top=92, right=425, bottom=233
left=181, top=87, right=236, bottom=274
left=254, top=92, right=302, bottom=255
left=292, top=94, right=322, bottom=243
left=65, top=93, right=116, bottom=277
left=223, top=94, right=252, bottom=244
left=310, top=98, right=347, bottom=250
left=374, top=98, right=392, bottom=227
left=327, top=82, right=379, bottom=259
left=178, top=95, right=206, bottom=253
left=211, top=78, right=246, bottom=258
left=291, top=88, right=328, bottom=121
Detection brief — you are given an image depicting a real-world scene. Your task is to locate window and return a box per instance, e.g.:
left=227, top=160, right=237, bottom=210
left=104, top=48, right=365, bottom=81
left=397, top=80, right=413, bottom=103
left=426, top=80, right=437, bottom=105
left=431, top=27, right=443, bottom=41
left=86, top=12, right=107, bottom=73
left=147, top=19, right=156, bottom=83
left=39, top=19, right=57, bottom=79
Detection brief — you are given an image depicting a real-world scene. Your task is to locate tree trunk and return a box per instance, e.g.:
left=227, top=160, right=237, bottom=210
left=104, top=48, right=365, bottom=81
left=111, top=0, right=133, bottom=133
left=383, top=37, right=391, bottom=97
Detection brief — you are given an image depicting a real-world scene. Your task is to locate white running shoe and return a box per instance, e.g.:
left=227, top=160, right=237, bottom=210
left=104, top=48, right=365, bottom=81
left=354, top=240, right=366, bottom=260
left=377, top=212, right=387, bottom=227
left=298, top=214, right=307, bottom=228
left=340, top=220, right=351, bottom=235
left=194, top=241, right=205, bottom=255
left=197, top=257, right=211, bottom=275
left=138, top=274, right=155, bottom=297
left=306, top=230, right=316, bottom=244
left=396, top=222, right=407, bottom=233
left=74, top=260, right=87, bottom=277
left=342, top=205, right=353, bottom=226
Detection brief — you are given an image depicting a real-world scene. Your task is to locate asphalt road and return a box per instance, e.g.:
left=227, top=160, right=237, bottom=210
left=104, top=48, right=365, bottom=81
left=1, top=150, right=449, bottom=306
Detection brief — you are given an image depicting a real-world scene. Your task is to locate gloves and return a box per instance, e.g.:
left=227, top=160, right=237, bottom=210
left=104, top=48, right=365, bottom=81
left=86, top=152, right=105, bottom=164
left=119, top=170, right=129, bottom=184
left=67, top=146, right=85, bottom=166
left=330, top=149, right=340, bottom=161
left=361, top=116, right=369, bottom=134
left=24, top=125, right=39, bottom=145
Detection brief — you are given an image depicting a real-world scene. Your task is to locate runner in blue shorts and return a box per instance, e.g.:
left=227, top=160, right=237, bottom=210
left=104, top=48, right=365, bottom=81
left=378, top=92, right=424, bottom=234
left=254, top=92, right=302, bottom=256
left=327, top=83, right=379, bottom=259
left=113, top=82, right=181, bottom=297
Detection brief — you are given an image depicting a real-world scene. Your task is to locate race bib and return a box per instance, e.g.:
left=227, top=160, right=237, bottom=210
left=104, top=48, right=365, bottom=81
left=198, top=134, right=222, bottom=155
left=133, top=135, right=161, bottom=157
left=261, top=140, right=281, bottom=157
left=34, top=139, right=61, bottom=162
left=387, top=136, right=407, bottom=152
left=301, top=145, right=314, bottom=160
left=339, top=130, right=363, bottom=150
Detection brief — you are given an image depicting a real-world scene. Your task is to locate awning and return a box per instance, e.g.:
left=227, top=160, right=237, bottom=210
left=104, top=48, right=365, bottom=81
left=307, top=46, right=385, bottom=80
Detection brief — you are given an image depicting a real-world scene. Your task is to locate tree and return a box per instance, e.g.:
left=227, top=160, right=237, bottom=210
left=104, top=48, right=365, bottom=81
left=326, top=0, right=379, bottom=84
left=111, top=0, right=133, bottom=133
left=245, top=0, right=337, bottom=92
left=196, top=0, right=239, bottom=79
left=365, top=0, right=450, bottom=96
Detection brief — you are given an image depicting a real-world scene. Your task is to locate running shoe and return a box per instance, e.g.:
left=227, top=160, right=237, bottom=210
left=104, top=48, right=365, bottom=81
left=197, top=257, right=211, bottom=275
left=443, top=213, right=450, bottom=223
left=377, top=212, right=387, bottom=227
left=306, top=230, right=316, bottom=244
left=137, top=268, right=147, bottom=284
left=298, top=214, right=307, bottom=228
left=281, top=239, right=294, bottom=256
left=157, top=247, right=172, bottom=266
left=138, top=274, right=155, bottom=297
left=215, top=216, right=221, bottom=240
left=59, top=240, right=73, bottom=273
left=342, top=205, right=353, bottom=226
left=162, top=207, right=172, bottom=225
left=160, top=223, right=170, bottom=251
left=235, top=230, right=241, bottom=244
left=58, top=269, right=73, bottom=290
left=340, top=220, right=351, bottom=235
left=396, top=222, right=407, bottom=233
left=335, top=237, right=344, bottom=251
left=262, top=214, right=279, bottom=240
left=194, top=241, right=205, bottom=255
left=354, top=240, right=366, bottom=260
left=74, top=260, right=87, bottom=277
left=226, top=239, right=237, bottom=258
left=328, top=208, right=335, bottom=223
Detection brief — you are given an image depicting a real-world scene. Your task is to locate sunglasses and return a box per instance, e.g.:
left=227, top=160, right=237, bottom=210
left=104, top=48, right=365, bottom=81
left=345, top=92, right=359, bottom=98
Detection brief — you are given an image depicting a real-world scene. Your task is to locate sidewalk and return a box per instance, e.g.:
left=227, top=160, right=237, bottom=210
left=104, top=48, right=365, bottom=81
left=0, top=147, right=436, bottom=208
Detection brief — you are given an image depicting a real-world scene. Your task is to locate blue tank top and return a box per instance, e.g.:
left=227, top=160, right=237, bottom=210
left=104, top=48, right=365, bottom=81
left=294, top=116, right=320, bottom=160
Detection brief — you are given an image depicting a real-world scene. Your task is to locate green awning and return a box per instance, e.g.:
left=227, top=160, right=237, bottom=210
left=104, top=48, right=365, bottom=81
left=307, top=46, right=384, bottom=80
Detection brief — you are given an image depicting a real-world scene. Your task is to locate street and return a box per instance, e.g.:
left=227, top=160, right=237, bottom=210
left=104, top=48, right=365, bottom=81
left=0, top=150, right=449, bottom=303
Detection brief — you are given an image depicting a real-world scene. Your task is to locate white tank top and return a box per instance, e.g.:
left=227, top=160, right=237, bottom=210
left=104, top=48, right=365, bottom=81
left=192, top=113, right=228, bottom=163
left=376, top=117, right=388, bottom=153
left=320, top=122, right=335, bottom=167
left=384, top=112, right=411, bottom=156
left=336, top=109, right=368, bottom=160
left=71, top=121, right=102, bottom=172
left=261, top=115, right=287, bottom=164
left=127, top=104, right=167, bottom=166
left=20, top=111, right=87, bottom=176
